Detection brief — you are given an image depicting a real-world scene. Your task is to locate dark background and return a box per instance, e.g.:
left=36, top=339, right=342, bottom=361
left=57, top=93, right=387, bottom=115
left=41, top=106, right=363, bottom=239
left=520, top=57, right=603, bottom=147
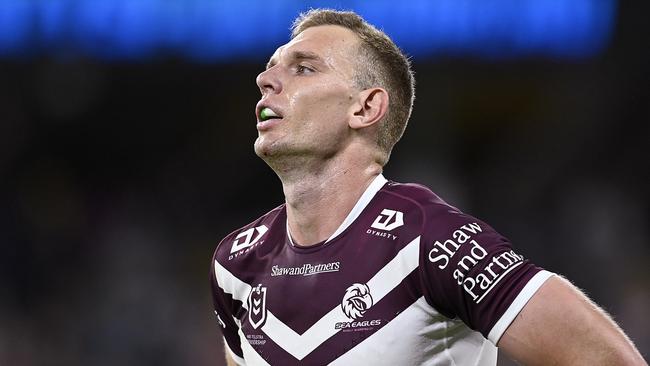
left=0, top=1, right=648, bottom=365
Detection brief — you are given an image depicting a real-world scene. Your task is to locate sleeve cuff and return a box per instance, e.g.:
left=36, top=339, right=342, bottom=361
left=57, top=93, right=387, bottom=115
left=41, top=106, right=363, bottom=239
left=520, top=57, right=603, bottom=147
left=487, top=270, right=554, bottom=344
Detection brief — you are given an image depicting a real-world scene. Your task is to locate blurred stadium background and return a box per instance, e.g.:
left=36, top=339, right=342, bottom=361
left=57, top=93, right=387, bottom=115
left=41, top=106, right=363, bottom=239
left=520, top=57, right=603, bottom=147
left=0, top=1, right=647, bottom=365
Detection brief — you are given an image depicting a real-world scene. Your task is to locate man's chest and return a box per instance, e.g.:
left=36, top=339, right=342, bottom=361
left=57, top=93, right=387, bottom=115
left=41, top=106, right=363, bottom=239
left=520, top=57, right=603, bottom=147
left=232, top=236, right=425, bottom=364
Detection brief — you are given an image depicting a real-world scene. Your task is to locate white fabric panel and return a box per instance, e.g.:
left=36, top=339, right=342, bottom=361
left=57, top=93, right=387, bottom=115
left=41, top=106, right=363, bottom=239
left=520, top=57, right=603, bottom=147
left=331, top=297, right=497, bottom=366
left=237, top=328, right=270, bottom=366
left=325, top=174, right=387, bottom=243
left=259, top=236, right=421, bottom=360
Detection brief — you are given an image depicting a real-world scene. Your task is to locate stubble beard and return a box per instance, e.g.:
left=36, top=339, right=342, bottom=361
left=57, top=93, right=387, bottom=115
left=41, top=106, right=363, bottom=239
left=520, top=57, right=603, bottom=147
left=254, top=134, right=342, bottom=183
left=254, top=135, right=306, bottom=176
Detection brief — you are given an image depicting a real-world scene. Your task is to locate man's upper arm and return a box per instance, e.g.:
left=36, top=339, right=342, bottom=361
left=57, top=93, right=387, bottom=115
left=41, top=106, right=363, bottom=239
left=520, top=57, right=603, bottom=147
left=418, top=207, right=646, bottom=364
left=419, top=211, right=548, bottom=339
left=498, top=275, right=647, bottom=365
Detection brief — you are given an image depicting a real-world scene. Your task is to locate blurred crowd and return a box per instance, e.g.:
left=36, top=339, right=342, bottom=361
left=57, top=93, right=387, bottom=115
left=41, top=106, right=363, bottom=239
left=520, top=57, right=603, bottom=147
left=0, top=2, right=648, bottom=366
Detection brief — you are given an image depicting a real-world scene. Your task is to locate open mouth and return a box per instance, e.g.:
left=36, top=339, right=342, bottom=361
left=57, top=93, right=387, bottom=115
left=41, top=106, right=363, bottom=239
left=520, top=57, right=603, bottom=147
left=259, top=107, right=282, bottom=122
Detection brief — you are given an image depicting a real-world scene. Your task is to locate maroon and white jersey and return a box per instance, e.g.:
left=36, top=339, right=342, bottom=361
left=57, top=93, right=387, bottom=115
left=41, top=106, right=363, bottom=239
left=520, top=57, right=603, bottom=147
left=210, top=174, right=553, bottom=365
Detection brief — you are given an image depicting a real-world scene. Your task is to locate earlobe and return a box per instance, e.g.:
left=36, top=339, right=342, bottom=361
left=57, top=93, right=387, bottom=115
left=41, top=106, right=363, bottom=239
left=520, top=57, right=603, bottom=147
left=349, top=88, right=389, bottom=130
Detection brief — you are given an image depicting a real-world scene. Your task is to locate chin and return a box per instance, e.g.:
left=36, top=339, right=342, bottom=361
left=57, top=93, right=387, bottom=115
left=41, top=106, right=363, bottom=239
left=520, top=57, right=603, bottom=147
left=254, top=137, right=281, bottom=158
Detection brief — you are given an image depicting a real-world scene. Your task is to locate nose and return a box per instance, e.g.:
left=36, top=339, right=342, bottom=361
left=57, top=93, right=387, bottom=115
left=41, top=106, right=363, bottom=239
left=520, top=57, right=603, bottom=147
left=256, top=67, right=282, bottom=95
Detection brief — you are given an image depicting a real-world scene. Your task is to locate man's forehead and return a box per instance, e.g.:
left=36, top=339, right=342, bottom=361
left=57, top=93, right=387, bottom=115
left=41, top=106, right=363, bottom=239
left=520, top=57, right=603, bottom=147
left=267, top=25, right=359, bottom=67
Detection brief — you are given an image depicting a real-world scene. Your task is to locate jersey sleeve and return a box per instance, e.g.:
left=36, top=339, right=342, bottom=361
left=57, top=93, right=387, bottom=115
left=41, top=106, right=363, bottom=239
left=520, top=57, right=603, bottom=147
left=210, top=253, right=245, bottom=363
left=419, top=209, right=553, bottom=344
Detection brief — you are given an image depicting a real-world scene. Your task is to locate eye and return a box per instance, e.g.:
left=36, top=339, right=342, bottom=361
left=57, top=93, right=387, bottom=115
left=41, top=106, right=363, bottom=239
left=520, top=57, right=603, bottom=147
left=296, top=64, right=315, bottom=74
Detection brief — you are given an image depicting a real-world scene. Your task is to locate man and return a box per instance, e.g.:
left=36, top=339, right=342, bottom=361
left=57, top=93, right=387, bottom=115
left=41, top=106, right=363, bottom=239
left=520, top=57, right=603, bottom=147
left=210, top=9, right=646, bottom=366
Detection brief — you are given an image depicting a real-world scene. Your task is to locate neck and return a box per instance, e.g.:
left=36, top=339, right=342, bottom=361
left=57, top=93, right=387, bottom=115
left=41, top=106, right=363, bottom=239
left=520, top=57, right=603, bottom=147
left=272, top=154, right=382, bottom=247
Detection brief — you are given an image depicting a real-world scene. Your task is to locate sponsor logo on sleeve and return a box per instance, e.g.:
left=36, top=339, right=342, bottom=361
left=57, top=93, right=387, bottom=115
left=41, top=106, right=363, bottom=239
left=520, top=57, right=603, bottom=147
left=335, top=283, right=382, bottom=331
left=427, top=222, right=525, bottom=303
left=247, top=284, right=267, bottom=329
left=270, top=261, right=341, bottom=277
left=366, top=209, right=403, bottom=240
left=229, top=225, right=268, bottom=260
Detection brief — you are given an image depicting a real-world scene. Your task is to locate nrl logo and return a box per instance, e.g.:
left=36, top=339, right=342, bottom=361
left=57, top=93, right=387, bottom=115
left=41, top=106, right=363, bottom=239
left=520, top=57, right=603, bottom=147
left=248, top=284, right=267, bottom=329
left=231, top=225, right=268, bottom=254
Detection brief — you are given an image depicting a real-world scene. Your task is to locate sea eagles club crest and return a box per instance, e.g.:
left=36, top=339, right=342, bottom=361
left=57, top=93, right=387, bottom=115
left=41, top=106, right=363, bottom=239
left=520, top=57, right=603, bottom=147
left=248, top=284, right=267, bottom=329
left=341, top=283, right=373, bottom=320
left=335, top=283, right=381, bottom=330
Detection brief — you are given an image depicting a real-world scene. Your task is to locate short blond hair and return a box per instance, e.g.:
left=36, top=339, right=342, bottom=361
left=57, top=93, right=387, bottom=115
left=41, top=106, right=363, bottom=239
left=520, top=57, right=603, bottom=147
left=291, top=9, right=415, bottom=165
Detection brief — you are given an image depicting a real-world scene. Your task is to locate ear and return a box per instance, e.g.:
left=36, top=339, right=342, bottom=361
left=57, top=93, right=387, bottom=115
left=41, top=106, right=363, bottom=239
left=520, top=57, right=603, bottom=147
left=349, top=87, right=389, bottom=130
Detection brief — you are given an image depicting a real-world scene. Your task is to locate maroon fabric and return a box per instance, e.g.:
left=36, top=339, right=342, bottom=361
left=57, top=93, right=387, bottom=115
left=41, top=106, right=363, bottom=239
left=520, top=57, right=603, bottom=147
left=210, top=179, right=541, bottom=363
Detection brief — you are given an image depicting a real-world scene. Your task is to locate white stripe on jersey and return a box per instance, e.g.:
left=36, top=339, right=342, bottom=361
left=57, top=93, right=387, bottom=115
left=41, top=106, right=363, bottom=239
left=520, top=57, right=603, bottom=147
left=331, top=297, right=498, bottom=366
left=325, top=174, right=388, bottom=243
left=214, top=260, right=252, bottom=306
left=237, top=327, right=270, bottom=366
left=214, top=235, right=421, bottom=361
left=367, top=234, right=420, bottom=300
left=287, top=174, right=388, bottom=246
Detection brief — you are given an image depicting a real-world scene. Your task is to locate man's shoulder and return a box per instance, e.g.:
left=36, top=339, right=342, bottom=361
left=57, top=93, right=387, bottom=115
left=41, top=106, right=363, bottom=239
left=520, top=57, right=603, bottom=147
left=379, top=179, right=478, bottom=237
left=381, top=180, right=460, bottom=216
left=212, top=204, right=286, bottom=264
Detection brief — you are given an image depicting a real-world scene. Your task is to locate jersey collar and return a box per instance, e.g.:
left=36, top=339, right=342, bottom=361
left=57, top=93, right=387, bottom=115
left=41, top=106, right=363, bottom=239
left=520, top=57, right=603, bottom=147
left=286, top=174, right=388, bottom=246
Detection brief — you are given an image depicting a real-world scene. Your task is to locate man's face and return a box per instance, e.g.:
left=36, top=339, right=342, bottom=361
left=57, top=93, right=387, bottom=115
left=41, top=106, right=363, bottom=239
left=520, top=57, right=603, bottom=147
left=254, top=25, right=360, bottom=161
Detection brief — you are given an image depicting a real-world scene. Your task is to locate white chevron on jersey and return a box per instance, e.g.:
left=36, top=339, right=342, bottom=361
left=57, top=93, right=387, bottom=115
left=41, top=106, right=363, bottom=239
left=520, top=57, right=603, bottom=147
left=214, top=235, right=421, bottom=361
left=330, top=297, right=497, bottom=366
left=214, top=260, right=251, bottom=328
left=237, top=328, right=270, bottom=366
left=286, top=174, right=389, bottom=246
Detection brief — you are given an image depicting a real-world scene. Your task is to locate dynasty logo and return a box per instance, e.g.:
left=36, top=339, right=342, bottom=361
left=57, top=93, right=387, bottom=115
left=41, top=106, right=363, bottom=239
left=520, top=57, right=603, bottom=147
left=371, top=209, right=404, bottom=231
left=367, top=209, right=403, bottom=240
left=229, top=225, right=268, bottom=260
left=335, top=283, right=381, bottom=330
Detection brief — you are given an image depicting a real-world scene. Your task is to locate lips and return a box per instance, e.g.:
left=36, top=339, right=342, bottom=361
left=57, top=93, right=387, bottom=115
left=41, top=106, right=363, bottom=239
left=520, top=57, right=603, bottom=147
left=255, top=103, right=284, bottom=131
left=256, top=101, right=283, bottom=121
left=259, top=107, right=280, bottom=121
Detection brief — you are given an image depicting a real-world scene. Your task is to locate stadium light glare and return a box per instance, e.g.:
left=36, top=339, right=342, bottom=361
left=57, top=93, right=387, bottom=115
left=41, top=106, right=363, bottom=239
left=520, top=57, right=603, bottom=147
left=0, top=0, right=617, bottom=61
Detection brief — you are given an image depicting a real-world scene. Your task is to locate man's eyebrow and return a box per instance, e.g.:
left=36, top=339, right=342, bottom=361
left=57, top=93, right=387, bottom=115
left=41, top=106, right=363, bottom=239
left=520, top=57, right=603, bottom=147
left=291, top=50, right=323, bottom=63
left=265, top=50, right=324, bottom=70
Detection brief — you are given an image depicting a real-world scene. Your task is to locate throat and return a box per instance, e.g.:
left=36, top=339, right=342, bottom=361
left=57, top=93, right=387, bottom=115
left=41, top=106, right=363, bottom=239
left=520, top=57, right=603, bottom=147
left=283, top=167, right=381, bottom=247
